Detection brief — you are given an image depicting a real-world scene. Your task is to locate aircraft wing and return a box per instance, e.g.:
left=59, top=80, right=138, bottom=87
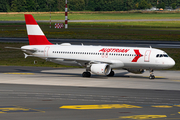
left=46, top=56, right=116, bottom=65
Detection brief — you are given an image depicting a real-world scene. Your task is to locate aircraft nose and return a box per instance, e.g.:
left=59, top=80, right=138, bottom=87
left=168, top=58, right=175, bottom=67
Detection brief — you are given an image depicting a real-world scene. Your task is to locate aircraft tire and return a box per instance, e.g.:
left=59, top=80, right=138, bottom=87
left=107, top=70, right=115, bottom=77
left=82, top=72, right=91, bottom=77
left=149, top=75, right=155, bottom=79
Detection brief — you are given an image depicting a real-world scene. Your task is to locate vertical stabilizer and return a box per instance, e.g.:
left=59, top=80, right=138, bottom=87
left=24, top=14, right=53, bottom=45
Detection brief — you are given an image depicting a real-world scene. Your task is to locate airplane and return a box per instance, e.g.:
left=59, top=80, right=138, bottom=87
left=6, top=14, right=175, bottom=79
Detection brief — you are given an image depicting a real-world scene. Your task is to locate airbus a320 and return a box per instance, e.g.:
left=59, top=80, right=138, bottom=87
left=7, top=14, right=175, bottom=79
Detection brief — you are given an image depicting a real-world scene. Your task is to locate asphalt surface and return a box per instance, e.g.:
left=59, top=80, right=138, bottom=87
left=0, top=84, right=180, bottom=120
left=0, top=66, right=180, bottom=120
left=1, top=37, right=180, bottom=48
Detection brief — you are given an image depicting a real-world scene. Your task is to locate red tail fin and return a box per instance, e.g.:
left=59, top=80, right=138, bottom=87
left=24, top=14, right=53, bottom=45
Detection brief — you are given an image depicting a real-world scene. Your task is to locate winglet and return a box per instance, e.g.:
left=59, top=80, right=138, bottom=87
left=24, top=14, right=53, bottom=45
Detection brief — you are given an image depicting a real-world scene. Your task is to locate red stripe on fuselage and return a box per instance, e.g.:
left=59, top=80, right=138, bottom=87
left=25, top=14, right=38, bottom=25
left=28, top=35, right=53, bottom=45
left=131, top=49, right=143, bottom=62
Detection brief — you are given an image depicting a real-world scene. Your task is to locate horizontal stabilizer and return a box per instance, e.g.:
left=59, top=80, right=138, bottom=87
left=5, top=47, right=22, bottom=50
left=5, top=46, right=37, bottom=52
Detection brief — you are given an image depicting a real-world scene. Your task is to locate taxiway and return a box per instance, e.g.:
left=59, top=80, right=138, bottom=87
left=0, top=66, right=180, bottom=120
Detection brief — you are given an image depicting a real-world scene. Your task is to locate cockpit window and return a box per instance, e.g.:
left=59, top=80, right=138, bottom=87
left=163, top=54, right=168, bottom=57
left=156, top=54, right=169, bottom=58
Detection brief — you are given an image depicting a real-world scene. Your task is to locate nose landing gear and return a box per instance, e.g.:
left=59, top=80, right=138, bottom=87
left=149, top=69, right=155, bottom=79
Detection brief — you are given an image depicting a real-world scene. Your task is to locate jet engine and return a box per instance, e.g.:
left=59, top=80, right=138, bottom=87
left=127, top=69, right=145, bottom=74
left=90, top=64, right=111, bottom=75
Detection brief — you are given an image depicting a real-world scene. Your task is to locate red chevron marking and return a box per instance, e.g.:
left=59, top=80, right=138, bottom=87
left=132, top=49, right=143, bottom=62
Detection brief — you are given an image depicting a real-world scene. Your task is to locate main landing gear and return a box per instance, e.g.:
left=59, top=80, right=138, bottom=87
left=149, top=69, right=155, bottom=79
left=107, top=70, right=115, bottom=77
left=82, top=71, right=91, bottom=77
left=82, top=64, right=91, bottom=77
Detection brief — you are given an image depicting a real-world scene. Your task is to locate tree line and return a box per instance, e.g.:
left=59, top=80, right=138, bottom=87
left=1, top=0, right=180, bottom=12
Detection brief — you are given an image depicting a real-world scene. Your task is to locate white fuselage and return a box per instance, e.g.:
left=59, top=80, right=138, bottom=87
left=21, top=44, right=175, bottom=70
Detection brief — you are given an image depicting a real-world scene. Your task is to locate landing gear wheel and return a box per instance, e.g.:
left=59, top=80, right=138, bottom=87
left=82, top=72, right=91, bottom=77
left=107, top=70, right=115, bottom=77
left=149, top=69, right=155, bottom=79
left=149, top=75, right=155, bottom=79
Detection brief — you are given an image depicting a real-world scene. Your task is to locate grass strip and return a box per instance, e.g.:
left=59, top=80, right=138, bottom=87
left=0, top=22, right=180, bottom=41
left=0, top=12, right=180, bottom=21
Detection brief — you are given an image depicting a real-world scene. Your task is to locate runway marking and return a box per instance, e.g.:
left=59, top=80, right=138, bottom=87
left=174, top=105, right=180, bottom=107
left=120, top=115, right=167, bottom=119
left=100, top=115, right=167, bottom=120
left=60, top=104, right=142, bottom=110
left=152, top=105, right=173, bottom=108
left=172, top=80, right=180, bottom=82
left=0, top=106, right=44, bottom=113
left=3, top=73, right=34, bottom=75
left=178, top=112, right=180, bottom=114
left=154, top=76, right=164, bottom=78
left=144, top=76, right=164, bottom=78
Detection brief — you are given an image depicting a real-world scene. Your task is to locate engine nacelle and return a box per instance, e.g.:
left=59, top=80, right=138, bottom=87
left=90, top=64, right=111, bottom=75
left=127, top=69, right=145, bottom=74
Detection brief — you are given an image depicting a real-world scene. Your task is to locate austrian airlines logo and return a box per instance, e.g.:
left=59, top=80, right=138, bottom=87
left=99, top=48, right=130, bottom=53
left=132, top=49, right=143, bottom=62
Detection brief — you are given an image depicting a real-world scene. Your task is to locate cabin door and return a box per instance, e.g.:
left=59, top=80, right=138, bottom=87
left=144, top=50, right=151, bottom=62
left=44, top=46, right=50, bottom=57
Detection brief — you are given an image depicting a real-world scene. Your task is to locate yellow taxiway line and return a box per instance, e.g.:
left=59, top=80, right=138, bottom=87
left=60, top=104, right=142, bottom=110
left=3, top=73, right=34, bottom=75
